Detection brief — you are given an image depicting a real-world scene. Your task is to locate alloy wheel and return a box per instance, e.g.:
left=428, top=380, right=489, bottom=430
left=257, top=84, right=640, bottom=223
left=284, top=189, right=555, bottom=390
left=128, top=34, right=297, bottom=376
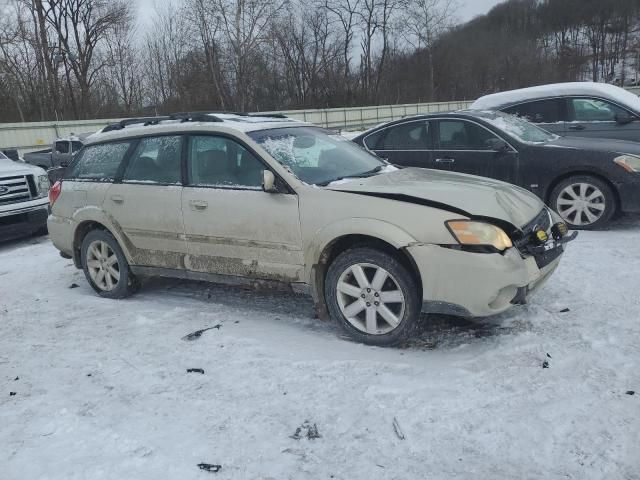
left=556, top=182, right=606, bottom=227
left=86, top=240, right=120, bottom=291
left=336, top=263, right=406, bottom=335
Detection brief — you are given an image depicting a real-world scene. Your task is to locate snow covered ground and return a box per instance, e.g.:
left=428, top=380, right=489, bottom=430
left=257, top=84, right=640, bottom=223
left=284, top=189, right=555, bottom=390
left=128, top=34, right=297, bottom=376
left=1, top=218, right=639, bottom=480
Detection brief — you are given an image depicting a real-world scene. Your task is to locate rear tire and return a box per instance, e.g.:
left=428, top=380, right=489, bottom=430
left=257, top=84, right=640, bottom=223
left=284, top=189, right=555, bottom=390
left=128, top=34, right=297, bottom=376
left=81, top=229, right=137, bottom=299
left=550, top=175, right=615, bottom=230
left=325, top=247, right=421, bottom=346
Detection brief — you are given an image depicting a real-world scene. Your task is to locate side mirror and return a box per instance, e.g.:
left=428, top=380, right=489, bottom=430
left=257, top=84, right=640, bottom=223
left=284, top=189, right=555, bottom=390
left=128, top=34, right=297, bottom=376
left=262, top=170, right=277, bottom=193
left=486, top=138, right=509, bottom=152
left=615, top=111, right=636, bottom=125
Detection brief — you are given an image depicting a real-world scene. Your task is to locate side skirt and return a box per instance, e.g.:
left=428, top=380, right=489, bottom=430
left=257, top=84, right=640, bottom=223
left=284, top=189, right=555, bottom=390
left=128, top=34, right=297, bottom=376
left=130, top=265, right=311, bottom=295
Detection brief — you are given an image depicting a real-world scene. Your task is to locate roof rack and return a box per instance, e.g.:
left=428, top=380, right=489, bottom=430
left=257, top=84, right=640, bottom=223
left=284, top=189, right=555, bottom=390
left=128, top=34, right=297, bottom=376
left=101, top=111, right=290, bottom=133
left=171, top=110, right=289, bottom=119
left=102, top=112, right=224, bottom=133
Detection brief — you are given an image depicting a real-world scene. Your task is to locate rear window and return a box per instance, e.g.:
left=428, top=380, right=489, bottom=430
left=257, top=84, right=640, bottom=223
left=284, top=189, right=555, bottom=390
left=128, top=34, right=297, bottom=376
left=67, top=141, right=131, bottom=181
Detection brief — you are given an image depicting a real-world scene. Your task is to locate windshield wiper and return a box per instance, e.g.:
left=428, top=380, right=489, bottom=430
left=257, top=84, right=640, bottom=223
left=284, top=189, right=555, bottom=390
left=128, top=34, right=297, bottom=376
left=316, top=165, right=385, bottom=186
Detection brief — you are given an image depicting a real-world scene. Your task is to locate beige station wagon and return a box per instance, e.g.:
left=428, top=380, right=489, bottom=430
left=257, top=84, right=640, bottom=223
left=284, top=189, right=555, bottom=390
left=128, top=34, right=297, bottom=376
left=48, top=113, right=575, bottom=346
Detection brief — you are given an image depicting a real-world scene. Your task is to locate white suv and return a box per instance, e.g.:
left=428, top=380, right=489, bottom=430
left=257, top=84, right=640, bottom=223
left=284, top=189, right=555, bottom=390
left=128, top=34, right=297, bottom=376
left=48, top=113, right=574, bottom=346
left=0, top=151, right=50, bottom=241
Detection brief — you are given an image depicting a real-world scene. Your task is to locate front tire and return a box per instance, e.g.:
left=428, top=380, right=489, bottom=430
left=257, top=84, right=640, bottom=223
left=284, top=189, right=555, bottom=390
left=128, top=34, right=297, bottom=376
left=325, top=247, right=421, bottom=346
left=550, top=175, right=615, bottom=230
left=81, top=229, right=136, bottom=299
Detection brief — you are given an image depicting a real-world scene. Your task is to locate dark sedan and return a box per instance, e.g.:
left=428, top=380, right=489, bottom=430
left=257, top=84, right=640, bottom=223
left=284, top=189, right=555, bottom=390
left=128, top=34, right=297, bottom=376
left=352, top=111, right=640, bottom=229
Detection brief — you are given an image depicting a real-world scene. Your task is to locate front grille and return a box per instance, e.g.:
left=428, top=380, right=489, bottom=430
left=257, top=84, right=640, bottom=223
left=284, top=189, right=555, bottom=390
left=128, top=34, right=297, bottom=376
left=515, top=208, right=562, bottom=267
left=0, top=175, right=33, bottom=206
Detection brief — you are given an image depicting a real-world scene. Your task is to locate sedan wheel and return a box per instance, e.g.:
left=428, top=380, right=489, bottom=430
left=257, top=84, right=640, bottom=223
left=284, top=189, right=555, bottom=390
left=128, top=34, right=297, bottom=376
left=336, top=263, right=405, bottom=335
left=550, top=175, right=615, bottom=230
left=325, top=247, right=421, bottom=346
left=86, top=240, right=120, bottom=291
left=556, top=183, right=605, bottom=227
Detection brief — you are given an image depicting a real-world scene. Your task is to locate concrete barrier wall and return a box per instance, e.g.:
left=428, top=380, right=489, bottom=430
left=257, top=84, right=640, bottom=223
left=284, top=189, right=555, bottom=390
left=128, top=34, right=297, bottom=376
left=2, top=86, right=639, bottom=153
left=0, top=100, right=472, bottom=154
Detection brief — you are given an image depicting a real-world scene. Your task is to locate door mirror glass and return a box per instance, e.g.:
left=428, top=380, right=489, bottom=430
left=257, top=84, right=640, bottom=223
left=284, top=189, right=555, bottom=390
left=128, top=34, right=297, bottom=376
left=262, top=170, right=277, bottom=193
left=485, top=138, right=509, bottom=152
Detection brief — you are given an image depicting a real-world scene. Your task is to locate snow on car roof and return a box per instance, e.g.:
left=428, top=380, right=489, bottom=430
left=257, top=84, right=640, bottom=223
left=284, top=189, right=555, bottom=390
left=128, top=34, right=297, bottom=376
left=86, top=113, right=306, bottom=144
left=470, top=82, right=640, bottom=112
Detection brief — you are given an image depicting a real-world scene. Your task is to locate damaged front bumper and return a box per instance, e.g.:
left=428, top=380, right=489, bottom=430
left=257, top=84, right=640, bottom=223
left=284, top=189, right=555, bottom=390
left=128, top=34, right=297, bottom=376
left=407, top=230, right=576, bottom=318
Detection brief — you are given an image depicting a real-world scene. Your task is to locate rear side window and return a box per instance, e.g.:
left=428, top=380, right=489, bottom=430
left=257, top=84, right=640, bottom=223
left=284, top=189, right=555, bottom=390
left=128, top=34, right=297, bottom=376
left=67, top=142, right=131, bottom=181
left=503, top=99, right=564, bottom=123
left=123, top=135, right=182, bottom=184
left=55, top=141, right=70, bottom=154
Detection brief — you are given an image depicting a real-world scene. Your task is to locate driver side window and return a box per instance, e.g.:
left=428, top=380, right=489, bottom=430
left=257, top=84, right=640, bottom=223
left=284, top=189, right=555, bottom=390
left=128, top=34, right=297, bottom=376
left=437, top=120, right=499, bottom=151
left=188, top=135, right=265, bottom=189
left=570, top=98, right=630, bottom=122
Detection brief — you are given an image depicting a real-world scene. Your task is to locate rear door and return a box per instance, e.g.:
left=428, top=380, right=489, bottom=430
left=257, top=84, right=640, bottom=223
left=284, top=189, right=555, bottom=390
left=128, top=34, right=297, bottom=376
left=182, top=134, right=304, bottom=282
left=105, top=135, right=187, bottom=269
left=362, top=120, right=433, bottom=167
left=566, top=97, right=640, bottom=142
left=433, top=118, right=520, bottom=184
left=502, top=98, right=567, bottom=136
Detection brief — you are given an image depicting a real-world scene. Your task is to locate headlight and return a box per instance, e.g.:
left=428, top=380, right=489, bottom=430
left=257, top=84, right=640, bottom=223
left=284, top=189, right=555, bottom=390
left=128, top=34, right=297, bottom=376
left=37, top=175, right=50, bottom=197
left=446, top=220, right=513, bottom=251
left=613, top=155, right=640, bottom=173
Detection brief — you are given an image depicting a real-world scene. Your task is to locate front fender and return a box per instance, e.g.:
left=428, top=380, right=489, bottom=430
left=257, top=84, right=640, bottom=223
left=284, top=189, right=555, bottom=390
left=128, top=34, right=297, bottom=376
left=304, top=217, right=418, bottom=278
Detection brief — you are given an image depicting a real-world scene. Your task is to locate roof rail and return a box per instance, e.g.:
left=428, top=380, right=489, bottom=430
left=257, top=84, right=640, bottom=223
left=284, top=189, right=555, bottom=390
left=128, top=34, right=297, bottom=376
left=102, top=116, right=172, bottom=133
left=170, top=110, right=289, bottom=119
left=102, top=112, right=225, bottom=133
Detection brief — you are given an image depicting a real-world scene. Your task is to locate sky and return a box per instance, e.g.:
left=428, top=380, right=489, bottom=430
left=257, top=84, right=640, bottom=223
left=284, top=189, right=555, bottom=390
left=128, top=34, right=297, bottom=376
left=458, top=0, right=506, bottom=22
left=136, top=0, right=507, bottom=28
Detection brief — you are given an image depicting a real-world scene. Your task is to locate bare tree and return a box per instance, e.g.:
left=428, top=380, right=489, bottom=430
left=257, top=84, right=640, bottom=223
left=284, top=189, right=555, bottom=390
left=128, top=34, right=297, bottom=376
left=403, top=0, right=459, bottom=100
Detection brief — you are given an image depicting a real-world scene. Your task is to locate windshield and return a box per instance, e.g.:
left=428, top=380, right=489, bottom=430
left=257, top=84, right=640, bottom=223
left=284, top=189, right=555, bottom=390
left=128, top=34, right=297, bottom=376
left=248, top=126, right=386, bottom=185
left=481, top=112, right=558, bottom=143
left=0, top=151, right=8, bottom=160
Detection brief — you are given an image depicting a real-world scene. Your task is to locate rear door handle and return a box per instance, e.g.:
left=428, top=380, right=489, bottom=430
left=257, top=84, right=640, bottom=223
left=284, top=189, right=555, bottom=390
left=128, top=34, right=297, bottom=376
left=435, top=158, right=455, bottom=163
left=111, top=195, right=124, bottom=204
left=568, top=124, right=586, bottom=131
left=189, top=200, right=208, bottom=210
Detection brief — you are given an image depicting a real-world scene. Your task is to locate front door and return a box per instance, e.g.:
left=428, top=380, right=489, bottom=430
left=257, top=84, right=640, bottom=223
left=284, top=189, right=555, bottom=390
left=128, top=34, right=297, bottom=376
left=566, top=97, right=640, bottom=142
left=105, top=134, right=187, bottom=269
left=182, top=134, right=304, bottom=282
left=432, top=119, right=520, bottom=185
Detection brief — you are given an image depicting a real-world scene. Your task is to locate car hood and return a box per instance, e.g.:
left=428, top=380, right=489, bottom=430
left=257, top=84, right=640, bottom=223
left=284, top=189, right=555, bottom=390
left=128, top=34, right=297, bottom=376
left=0, top=158, right=46, bottom=177
left=546, top=136, right=640, bottom=155
left=326, top=167, right=545, bottom=229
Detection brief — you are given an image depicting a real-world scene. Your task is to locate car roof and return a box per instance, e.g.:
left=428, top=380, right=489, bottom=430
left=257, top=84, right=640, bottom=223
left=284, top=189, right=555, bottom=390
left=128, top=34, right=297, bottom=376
left=470, top=82, right=640, bottom=111
left=85, top=113, right=307, bottom=145
left=352, top=111, right=497, bottom=140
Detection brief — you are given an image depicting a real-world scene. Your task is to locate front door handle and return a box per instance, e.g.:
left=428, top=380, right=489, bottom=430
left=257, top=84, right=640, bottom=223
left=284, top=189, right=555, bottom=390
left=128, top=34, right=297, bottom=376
left=111, top=195, right=124, bottom=204
left=568, top=124, right=586, bottom=131
left=435, top=158, right=455, bottom=163
left=189, top=200, right=208, bottom=210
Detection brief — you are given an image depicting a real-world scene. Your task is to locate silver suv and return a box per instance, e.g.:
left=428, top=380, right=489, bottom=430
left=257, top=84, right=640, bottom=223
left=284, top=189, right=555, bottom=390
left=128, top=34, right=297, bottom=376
left=48, top=113, right=575, bottom=346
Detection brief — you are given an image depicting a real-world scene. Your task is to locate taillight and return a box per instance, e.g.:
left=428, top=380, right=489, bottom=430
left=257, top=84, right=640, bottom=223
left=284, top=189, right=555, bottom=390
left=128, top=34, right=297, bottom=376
left=49, top=181, right=62, bottom=206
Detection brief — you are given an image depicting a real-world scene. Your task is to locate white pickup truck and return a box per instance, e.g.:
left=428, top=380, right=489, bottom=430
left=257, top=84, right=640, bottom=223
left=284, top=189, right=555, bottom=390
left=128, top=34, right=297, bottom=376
left=0, top=151, right=50, bottom=241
